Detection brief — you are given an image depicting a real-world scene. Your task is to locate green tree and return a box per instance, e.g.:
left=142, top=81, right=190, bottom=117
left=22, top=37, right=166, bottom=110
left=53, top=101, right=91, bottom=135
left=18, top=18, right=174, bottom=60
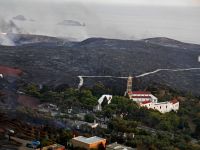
left=79, top=90, right=98, bottom=107
left=25, top=83, right=41, bottom=97
left=84, top=114, right=95, bottom=123
left=92, top=82, right=111, bottom=97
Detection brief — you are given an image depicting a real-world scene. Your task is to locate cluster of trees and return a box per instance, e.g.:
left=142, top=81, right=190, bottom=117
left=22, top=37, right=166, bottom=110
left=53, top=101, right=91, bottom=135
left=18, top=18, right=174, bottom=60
left=101, top=96, right=183, bottom=132
left=25, top=84, right=98, bottom=110
left=23, top=83, right=200, bottom=149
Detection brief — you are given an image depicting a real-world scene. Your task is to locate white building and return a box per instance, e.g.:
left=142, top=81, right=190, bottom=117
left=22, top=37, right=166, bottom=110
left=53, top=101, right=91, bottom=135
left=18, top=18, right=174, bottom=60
left=127, top=91, right=179, bottom=113
left=125, top=77, right=179, bottom=113
left=128, top=91, right=158, bottom=103
left=95, top=94, right=112, bottom=111
left=139, top=99, right=179, bottom=113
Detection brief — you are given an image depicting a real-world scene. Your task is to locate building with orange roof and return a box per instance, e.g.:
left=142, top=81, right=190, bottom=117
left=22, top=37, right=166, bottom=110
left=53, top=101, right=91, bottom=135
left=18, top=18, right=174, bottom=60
left=71, top=136, right=106, bottom=150
left=128, top=91, right=158, bottom=103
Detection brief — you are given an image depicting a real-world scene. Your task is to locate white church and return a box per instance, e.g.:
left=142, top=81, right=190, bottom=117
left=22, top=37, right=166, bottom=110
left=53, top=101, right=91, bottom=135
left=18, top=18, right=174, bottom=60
left=126, top=76, right=179, bottom=113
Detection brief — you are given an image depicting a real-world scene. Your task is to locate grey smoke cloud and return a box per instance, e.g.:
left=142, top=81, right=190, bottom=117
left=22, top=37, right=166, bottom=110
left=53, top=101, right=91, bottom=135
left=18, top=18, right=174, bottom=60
left=0, top=0, right=200, bottom=44
left=0, top=19, right=23, bottom=33
left=0, top=19, right=25, bottom=46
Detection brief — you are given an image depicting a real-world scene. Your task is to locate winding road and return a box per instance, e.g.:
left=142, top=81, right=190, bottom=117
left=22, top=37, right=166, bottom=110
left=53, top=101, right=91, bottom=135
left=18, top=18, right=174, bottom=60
left=77, top=67, right=200, bottom=89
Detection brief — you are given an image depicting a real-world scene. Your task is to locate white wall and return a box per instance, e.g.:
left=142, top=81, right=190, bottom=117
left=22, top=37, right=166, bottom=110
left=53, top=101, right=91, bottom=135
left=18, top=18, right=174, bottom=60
left=141, top=101, right=179, bottom=113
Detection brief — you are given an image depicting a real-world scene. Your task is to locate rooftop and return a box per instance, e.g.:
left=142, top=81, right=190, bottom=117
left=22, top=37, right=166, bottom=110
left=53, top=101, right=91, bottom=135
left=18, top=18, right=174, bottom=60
left=131, top=96, right=151, bottom=98
left=153, top=101, right=169, bottom=105
left=129, top=91, right=151, bottom=95
left=107, top=142, right=136, bottom=150
left=72, top=136, right=106, bottom=144
left=170, top=99, right=179, bottom=104
left=141, top=100, right=152, bottom=104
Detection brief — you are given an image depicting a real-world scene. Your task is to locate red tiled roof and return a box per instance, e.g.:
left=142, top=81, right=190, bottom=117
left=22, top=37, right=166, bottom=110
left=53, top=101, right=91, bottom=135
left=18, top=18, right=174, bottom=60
left=170, top=99, right=178, bottom=104
left=129, top=91, right=151, bottom=94
left=141, top=100, right=152, bottom=104
left=131, top=96, right=151, bottom=98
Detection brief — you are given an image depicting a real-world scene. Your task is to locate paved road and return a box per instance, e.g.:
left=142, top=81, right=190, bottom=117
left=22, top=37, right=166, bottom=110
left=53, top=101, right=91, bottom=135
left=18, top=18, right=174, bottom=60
left=77, top=67, right=200, bottom=88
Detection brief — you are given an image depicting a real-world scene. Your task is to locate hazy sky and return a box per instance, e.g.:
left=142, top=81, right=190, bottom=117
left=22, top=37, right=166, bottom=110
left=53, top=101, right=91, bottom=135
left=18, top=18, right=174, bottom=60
left=0, top=0, right=200, bottom=43
left=26, top=0, right=200, bottom=6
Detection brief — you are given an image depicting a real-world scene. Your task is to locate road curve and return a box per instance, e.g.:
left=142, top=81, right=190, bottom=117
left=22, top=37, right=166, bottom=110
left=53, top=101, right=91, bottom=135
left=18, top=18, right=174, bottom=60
left=77, top=67, right=200, bottom=89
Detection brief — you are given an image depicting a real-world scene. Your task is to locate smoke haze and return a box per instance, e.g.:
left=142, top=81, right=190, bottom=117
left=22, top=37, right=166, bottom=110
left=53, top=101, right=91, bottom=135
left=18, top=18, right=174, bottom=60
left=0, top=0, right=200, bottom=44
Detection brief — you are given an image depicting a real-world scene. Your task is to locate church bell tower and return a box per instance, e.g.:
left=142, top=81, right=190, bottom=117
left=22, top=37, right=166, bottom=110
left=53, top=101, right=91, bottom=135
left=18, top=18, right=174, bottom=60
left=125, top=75, right=133, bottom=96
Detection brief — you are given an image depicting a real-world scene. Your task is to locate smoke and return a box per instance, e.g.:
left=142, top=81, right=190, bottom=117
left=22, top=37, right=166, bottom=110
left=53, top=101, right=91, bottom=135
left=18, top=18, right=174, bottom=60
left=0, top=19, right=23, bottom=34
left=0, top=0, right=136, bottom=41
left=0, top=0, right=200, bottom=43
left=0, top=34, right=15, bottom=46
left=0, top=0, right=91, bottom=41
left=0, top=19, right=25, bottom=46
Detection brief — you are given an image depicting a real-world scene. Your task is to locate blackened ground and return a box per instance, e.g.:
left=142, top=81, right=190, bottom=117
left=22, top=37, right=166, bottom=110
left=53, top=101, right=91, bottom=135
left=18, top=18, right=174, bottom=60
left=0, top=35, right=199, bottom=95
